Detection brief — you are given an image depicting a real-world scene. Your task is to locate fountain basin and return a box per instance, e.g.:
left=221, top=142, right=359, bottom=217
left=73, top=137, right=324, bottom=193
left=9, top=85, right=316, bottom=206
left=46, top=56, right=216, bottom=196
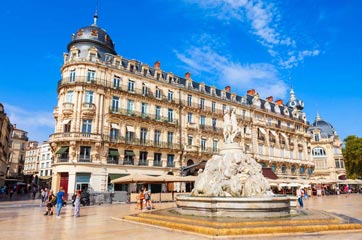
left=175, top=194, right=298, bottom=218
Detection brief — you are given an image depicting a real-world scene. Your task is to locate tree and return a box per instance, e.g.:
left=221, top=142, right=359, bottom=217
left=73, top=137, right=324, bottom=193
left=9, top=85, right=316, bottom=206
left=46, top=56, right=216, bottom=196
left=342, top=135, right=362, bottom=179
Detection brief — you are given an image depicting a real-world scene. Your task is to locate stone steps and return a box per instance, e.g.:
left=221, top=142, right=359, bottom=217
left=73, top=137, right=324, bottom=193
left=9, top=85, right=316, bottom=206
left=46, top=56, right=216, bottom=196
left=123, top=210, right=362, bottom=237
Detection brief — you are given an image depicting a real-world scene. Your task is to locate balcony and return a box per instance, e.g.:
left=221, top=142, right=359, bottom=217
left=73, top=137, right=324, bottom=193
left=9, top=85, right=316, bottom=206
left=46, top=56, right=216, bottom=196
left=184, top=145, right=199, bottom=152
left=107, top=157, right=119, bottom=164
left=78, top=157, right=91, bottom=163
left=62, top=102, right=74, bottom=115
left=167, top=162, right=175, bottom=167
left=82, top=103, right=96, bottom=115
left=138, top=160, right=148, bottom=166
left=58, top=157, right=69, bottom=163
left=53, top=106, right=59, bottom=117
left=153, top=161, right=162, bottom=167
left=50, top=132, right=103, bottom=142
left=123, top=160, right=134, bottom=165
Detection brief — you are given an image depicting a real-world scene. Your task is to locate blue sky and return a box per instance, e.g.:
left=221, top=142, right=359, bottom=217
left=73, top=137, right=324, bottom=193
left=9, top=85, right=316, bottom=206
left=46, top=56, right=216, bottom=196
left=0, top=0, right=361, bottom=143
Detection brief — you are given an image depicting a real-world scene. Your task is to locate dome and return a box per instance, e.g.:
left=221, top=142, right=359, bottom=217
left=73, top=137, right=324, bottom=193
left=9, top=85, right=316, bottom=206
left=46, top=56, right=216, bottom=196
left=67, top=22, right=116, bottom=61
left=286, top=88, right=304, bottom=110
left=309, top=114, right=336, bottom=138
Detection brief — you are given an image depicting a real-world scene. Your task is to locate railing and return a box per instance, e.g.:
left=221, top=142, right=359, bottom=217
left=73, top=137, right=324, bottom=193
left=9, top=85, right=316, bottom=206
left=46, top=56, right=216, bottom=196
left=78, top=157, right=92, bottom=162
left=153, top=161, right=162, bottom=167
left=50, top=132, right=103, bottom=142
left=108, top=107, right=178, bottom=125
left=58, top=157, right=69, bottom=162
left=167, top=162, right=175, bottom=167
left=107, top=158, right=119, bottom=164
left=138, top=160, right=148, bottom=166
left=123, top=160, right=134, bottom=165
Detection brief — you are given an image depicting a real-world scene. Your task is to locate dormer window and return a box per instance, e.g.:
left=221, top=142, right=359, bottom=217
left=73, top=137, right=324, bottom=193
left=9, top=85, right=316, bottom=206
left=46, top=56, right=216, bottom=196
left=91, top=29, right=98, bottom=37
left=314, top=133, right=320, bottom=142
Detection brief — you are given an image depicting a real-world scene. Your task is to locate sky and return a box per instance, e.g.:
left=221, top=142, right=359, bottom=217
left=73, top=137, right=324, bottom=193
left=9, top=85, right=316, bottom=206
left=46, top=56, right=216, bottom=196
left=0, top=0, right=361, bottom=143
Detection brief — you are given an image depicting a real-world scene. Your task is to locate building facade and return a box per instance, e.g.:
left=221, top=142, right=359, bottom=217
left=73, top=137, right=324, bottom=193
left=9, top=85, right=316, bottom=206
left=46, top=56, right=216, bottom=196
left=50, top=17, right=314, bottom=195
left=309, top=114, right=346, bottom=181
left=24, top=141, right=39, bottom=176
left=0, top=103, right=13, bottom=185
left=38, top=141, right=53, bottom=180
left=8, top=126, right=28, bottom=179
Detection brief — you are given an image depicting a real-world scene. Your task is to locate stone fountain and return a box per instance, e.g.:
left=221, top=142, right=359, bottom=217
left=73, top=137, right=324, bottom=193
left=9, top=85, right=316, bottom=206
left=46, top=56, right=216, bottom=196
left=176, top=107, right=297, bottom=218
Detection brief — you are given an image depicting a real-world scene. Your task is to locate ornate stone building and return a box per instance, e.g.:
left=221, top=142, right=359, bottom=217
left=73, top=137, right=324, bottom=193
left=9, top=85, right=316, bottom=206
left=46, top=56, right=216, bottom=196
left=24, top=141, right=39, bottom=176
left=8, top=126, right=28, bottom=179
left=50, top=16, right=314, bottom=195
left=308, top=114, right=346, bottom=181
left=0, top=103, right=13, bottom=185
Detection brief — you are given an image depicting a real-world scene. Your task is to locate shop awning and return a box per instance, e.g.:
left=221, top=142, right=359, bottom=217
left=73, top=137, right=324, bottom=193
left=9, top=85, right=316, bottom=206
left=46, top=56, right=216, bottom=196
left=126, top=126, right=135, bottom=132
left=109, top=150, right=119, bottom=156
left=109, top=174, right=129, bottom=181
left=125, top=151, right=135, bottom=156
left=280, top=132, right=288, bottom=140
left=270, top=130, right=277, bottom=137
left=258, top=127, right=266, bottom=135
left=111, top=123, right=120, bottom=129
left=56, top=146, right=69, bottom=154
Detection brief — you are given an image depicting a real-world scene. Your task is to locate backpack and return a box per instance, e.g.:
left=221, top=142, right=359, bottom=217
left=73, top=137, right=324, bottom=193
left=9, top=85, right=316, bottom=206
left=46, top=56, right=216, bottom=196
left=51, top=195, right=57, bottom=205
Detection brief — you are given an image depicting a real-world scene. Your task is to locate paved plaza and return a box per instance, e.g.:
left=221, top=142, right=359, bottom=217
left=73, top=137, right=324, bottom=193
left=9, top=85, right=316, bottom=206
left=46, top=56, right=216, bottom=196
left=0, top=194, right=361, bottom=239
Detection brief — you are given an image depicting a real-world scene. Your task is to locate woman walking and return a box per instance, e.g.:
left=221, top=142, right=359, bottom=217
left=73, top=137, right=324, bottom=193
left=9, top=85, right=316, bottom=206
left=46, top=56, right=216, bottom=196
left=74, top=190, right=81, bottom=217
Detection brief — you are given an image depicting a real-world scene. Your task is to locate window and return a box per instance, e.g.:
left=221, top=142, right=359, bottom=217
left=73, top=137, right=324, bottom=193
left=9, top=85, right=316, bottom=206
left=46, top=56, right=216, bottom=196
left=128, top=80, right=135, bottom=92
left=200, top=116, right=206, bottom=126
left=201, top=138, right=206, bottom=151
left=314, top=133, right=319, bottom=142
left=113, top=76, right=120, bottom=88
left=258, top=144, right=263, bottom=155
left=187, top=95, right=192, bottom=106
left=168, top=90, right=174, bottom=101
left=69, top=70, right=76, bottom=83
left=188, top=136, right=193, bottom=145
left=154, top=130, right=161, bottom=146
left=154, top=153, right=162, bottom=166
left=291, top=165, right=296, bottom=174
left=112, top=96, right=119, bottom=111
left=222, top=104, right=226, bottom=113
left=156, top=88, right=161, bottom=99
left=141, top=102, right=148, bottom=116
left=140, top=128, right=147, bottom=144
left=66, top=91, right=73, bottom=103
left=126, top=130, right=134, bottom=143
left=167, top=154, right=174, bottom=167
left=242, top=110, right=246, bottom=119
left=187, top=112, right=192, bottom=123
left=271, top=164, right=277, bottom=172
left=213, top=140, right=218, bottom=152
left=127, top=100, right=134, bottom=114
left=200, top=98, right=205, bottom=110
left=64, top=121, right=71, bottom=133
left=168, top=109, right=173, bottom=122
left=155, top=106, right=161, bottom=120
left=312, top=147, right=326, bottom=156
left=299, top=166, right=305, bottom=174
left=139, top=152, right=148, bottom=164
left=167, top=132, right=173, bottom=146
left=212, top=101, right=216, bottom=113
left=84, top=91, right=93, bottom=103
left=87, top=70, right=95, bottom=82
left=82, top=119, right=92, bottom=133
left=79, top=146, right=91, bottom=161
left=281, top=165, right=286, bottom=173
left=142, top=83, right=148, bottom=96
left=110, top=128, right=118, bottom=140
left=212, top=118, right=216, bottom=128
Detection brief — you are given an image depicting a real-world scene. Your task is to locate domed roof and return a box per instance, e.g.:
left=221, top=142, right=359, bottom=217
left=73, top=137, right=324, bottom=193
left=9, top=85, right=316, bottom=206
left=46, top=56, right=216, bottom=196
left=309, top=113, right=336, bottom=138
left=66, top=15, right=116, bottom=61
left=286, top=88, right=304, bottom=110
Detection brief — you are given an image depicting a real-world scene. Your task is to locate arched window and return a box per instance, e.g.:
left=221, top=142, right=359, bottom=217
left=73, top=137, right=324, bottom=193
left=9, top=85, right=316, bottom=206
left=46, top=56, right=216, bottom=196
left=271, top=164, right=277, bottom=172
left=281, top=165, right=286, bottom=173
left=312, top=147, right=326, bottom=156
left=299, top=166, right=305, bottom=174
left=291, top=165, right=296, bottom=174
left=308, top=167, right=313, bottom=175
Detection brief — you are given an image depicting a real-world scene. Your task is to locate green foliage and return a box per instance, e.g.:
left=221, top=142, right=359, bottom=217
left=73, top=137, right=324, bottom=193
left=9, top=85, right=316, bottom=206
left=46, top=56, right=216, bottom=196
left=343, top=135, right=362, bottom=179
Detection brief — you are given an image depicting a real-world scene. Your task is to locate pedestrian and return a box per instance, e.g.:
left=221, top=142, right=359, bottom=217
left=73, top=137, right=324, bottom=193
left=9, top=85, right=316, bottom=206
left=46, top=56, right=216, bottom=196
left=144, top=187, right=154, bottom=210
left=44, top=190, right=55, bottom=216
left=40, top=188, right=45, bottom=206
left=137, top=188, right=145, bottom=210
left=296, top=187, right=304, bottom=208
left=56, top=187, right=65, bottom=219
left=344, top=185, right=350, bottom=197
left=74, top=190, right=81, bottom=217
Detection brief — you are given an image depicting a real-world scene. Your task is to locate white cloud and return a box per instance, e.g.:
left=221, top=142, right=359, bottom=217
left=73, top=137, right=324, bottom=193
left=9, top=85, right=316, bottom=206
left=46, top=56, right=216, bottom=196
left=186, top=0, right=320, bottom=68
left=5, top=103, right=54, bottom=142
left=175, top=46, right=288, bottom=98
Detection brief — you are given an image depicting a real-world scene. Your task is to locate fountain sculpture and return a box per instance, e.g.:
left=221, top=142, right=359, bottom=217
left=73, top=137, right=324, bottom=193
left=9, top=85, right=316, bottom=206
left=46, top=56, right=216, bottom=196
left=176, top=107, right=297, bottom=218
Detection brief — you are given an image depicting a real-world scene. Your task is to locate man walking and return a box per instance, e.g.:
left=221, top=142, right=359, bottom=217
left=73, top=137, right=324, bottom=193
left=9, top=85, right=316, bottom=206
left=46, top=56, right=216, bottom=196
left=56, top=187, right=65, bottom=219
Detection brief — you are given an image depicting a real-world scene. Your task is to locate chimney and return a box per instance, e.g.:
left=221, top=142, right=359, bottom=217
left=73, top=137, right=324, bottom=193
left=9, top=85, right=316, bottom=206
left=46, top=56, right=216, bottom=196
left=154, top=60, right=160, bottom=69
left=266, top=96, right=274, bottom=102
left=275, top=99, right=283, bottom=105
left=185, top=72, right=191, bottom=79
left=225, top=86, right=231, bottom=92
left=247, top=89, right=256, bottom=95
